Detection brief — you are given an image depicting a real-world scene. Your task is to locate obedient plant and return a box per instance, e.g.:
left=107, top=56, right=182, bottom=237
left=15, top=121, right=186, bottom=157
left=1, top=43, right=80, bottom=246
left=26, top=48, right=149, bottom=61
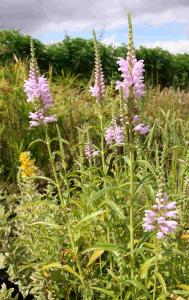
left=116, top=21, right=144, bottom=101
left=143, top=192, right=178, bottom=238
left=84, top=143, right=99, bottom=159
left=24, top=39, right=57, bottom=127
left=116, top=16, right=149, bottom=137
left=133, top=123, right=150, bottom=135
left=105, top=123, right=124, bottom=145
left=90, top=31, right=105, bottom=101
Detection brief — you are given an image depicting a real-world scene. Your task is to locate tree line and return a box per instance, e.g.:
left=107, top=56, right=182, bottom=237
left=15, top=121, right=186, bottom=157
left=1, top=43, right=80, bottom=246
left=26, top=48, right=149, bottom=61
left=0, top=30, right=189, bottom=89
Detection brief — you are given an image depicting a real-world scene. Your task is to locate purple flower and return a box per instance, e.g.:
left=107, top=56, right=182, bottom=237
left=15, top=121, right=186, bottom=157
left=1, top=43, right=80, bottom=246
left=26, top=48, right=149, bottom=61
left=115, top=125, right=125, bottom=144
left=84, top=143, right=99, bottom=160
left=29, top=110, right=57, bottom=127
left=90, top=69, right=105, bottom=100
left=90, top=33, right=105, bottom=101
left=105, top=124, right=124, bottom=145
left=143, top=192, right=178, bottom=239
left=116, top=54, right=145, bottom=99
left=105, top=126, right=115, bottom=145
left=156, top=232, right=164, bottom=239
left=132, top=115, right=140, bottom=123
left=24, top=75, right=53, bottom=108
left=24, top=66, right=57, bottom=127
left=133, top=123, right=150, bottom=135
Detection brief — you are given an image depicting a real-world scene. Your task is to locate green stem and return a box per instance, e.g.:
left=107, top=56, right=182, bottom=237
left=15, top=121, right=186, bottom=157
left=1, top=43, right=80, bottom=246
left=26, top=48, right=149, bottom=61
left=56, top=124, right=67, bottom=173
left=98, top=103, right=112, bottom=270
left=45, top=127, right=85, bottom=285
left=153, top=239, right=158, bottom=300
left=129, top=145, right=135, bottom=279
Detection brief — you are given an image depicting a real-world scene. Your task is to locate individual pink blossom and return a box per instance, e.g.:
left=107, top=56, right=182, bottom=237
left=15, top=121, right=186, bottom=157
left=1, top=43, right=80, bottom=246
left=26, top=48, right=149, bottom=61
left=133, top=123, right=150, bottom=135
left=132, top=115, right=140, bottom=123
left=143, top=192, right=178, bottom=239
left=116, top=54, right=145, bottom=99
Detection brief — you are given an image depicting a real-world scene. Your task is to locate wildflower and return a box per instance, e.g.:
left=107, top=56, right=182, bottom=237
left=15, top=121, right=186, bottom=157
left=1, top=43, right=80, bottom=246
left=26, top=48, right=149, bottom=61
left=90, top=31, right=105, bottom=101
left=29, top=110, right=57, bottom=127
left=132, top=115, right=140, bottom=123
left=24, top=39, right=57, bottom=127
left=84, top=143, right=99, bottom=160
left=143, top=192, right=178, bottom=239
left=116, top=55, right=145, bottom=99
left=116, top=15, right=144, bottom=100
left=105, top=124, right=124, bottom=145
left=90, top=70, right=105, bottom=99
left=133, top=123, right=150, bottom=135
left=19, top=151, right=35, bottom=178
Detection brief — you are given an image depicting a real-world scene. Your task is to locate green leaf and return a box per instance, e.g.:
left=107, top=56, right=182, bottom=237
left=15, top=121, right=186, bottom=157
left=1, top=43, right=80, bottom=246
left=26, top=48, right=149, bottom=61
left=83, top=243, right=116, bottom=254
left=30, top=221, right=62, bottom=229
left=28, top=139, right=46, bottom=148
left=0, top=254, right=5, bottom=269
left=106, top=200, right=125, bottom=220
left=172, top=290, right=189, bottom=296
left=90, top=186, right=128, bottom=203
left=75, top=210, right=105, bottom=228
left=125, top=279, right=151, bottom=297
left=62, top=264, right=82, bottom=281
left=39, top=262, right=62, bottom=271
left=140, top=256, right=157, bottom=279
left=163, top=249, right=189, bottom=260
left=155, top=272, right=167, bottom=294
left=135, top=175, right=151, bottom=196
left=87, top=249, right=104, bottom=268
left=138, top=160, right=157, bottom=179
left=178, top=284, right=189, bottom=291
left=91, top=287, right=115, bottom=297
left=28, top=175, right=57, bottom=186
left=156, top=294, right=167, bottom=300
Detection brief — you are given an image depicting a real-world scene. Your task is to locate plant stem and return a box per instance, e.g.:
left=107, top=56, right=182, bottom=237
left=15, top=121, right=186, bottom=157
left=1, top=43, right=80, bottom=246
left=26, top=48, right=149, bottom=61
left=129, top=145, right=135, bottom=279
left=98, top=103, right=112, bottom=270
left=153, top=238, right=158, bottom=300
left=45, top=127, right=85, bottom=285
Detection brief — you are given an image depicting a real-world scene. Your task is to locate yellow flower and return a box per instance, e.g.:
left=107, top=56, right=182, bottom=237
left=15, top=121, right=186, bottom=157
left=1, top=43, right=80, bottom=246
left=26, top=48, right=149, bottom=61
left=19, top=151, right=35, bottom=178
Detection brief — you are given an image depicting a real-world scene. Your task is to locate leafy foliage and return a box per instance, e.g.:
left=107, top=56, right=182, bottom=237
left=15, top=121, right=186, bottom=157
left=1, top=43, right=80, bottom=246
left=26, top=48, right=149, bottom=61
left=1, top=30, right=189, bottom=88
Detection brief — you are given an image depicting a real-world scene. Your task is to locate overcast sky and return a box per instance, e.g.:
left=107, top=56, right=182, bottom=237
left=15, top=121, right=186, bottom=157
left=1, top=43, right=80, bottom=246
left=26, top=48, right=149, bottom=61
left=1, top=0, right=189, bottom=53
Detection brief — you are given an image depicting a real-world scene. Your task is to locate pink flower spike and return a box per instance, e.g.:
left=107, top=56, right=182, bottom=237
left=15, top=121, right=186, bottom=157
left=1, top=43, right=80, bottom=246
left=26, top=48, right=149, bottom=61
left=116, top=54, right=145, bottom=99
left=143, top=191, right=178, bottom=238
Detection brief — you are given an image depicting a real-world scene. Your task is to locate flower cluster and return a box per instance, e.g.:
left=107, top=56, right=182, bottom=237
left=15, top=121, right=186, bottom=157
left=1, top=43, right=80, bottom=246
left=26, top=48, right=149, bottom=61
left=132, top=115, right=150, bottom=135
left=143, top=192, right=178, bottom=239
left=105, top=124, right=124, bottom=145
left=19, top=151, right=35, bottom=178
left=84, top=143, right=99, bottom=160
left=24, top=40, right=56, bottom=127
left=116, top=54, right=145, bottom=99
left=24, top=71, right=57, bottom=127
left=90, top=70, right=105, bottom=100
